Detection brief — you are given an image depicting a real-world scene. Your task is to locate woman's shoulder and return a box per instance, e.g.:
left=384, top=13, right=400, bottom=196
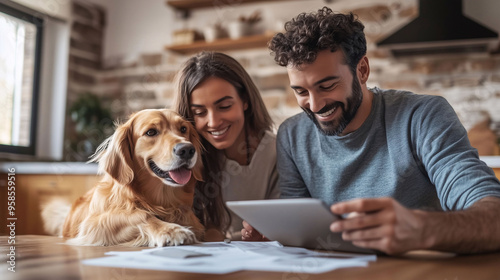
left=256, top=130, right=276, bottom=154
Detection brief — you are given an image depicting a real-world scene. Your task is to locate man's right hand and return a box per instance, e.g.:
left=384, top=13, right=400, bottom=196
left=241, top=220, right=269, bottom=241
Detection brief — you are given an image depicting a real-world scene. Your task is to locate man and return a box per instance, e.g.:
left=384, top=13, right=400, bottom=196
left=242, top=7, right=500, bottom=255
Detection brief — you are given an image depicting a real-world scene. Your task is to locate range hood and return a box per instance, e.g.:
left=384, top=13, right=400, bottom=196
left=377, top=0, right=498, bottom=56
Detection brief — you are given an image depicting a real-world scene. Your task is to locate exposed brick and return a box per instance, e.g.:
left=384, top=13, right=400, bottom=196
left=140, top=54, right=163, bottom=66
left=453, top=76, right=485, bottom=87
left=68, top=70, right=96, bottom=85
left=469, top=60, right=497, bottom=71
left=350, top=5, right=391, bottom=23
left=367, top=49, right=391, bottom=59
left=70, top=38, right=102, bottom=56
left=410, top=60, right=465, bottom=75
left=162, top=72, right=177, bottom=82
left=262, top=94, right=282, bottom=110
left=490, top=74, right=500, bottom=83
left=72, top=22, right=103, bottom=42
left=380, top=79, right=420, bottom=90
left=141, top=73, right=162, bottom=85
left=73, top=0, right=106, bottom=27
left=121, top=75, right=144, bottom=85
left=99, top=76, right=120, bottom=84
left=397, top=6, right=418, bottom=18
left=161, top=88, right=174, bottom=100
left=69, top=55, right=101, bottom=69
left=410, top=61, right=433, bottom=74
left=285, top=88, right=299, bottom=108
left=73, top=2, right=92, bottom=19
left=255, top=73, right=289, bottom=90
left=424, top=78, right=454, bottom=88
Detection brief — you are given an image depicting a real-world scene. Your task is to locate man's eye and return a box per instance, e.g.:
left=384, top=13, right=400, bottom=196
left=180, top=126, right=187, bottom=133
left=320, top=83, right=336, bottom=90
left=145, top=129, right=158, bottom=137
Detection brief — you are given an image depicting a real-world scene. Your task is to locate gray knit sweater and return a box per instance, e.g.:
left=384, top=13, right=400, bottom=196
left=277, top=87, right=500, bottom=210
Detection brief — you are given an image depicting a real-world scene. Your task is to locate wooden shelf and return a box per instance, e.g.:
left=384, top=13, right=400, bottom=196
left=165, top=33, right=275, bottom=54
left=166, top=0, right=289, bottom=10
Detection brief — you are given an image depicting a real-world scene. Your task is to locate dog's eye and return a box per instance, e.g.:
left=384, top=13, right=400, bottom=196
left=145, top=129, right=158, bottom=137
left=180, top=126, right=187, bottom=133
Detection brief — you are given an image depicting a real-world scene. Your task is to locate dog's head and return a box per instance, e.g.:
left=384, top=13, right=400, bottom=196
left=91, top=109, right=203, bottom=187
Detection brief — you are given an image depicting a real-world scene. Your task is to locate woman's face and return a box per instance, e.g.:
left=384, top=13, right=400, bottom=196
left=189, top=77, right=248, bottom=151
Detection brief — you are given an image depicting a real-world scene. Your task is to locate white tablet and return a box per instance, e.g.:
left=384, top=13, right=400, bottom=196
left=226, top=198, right=374, bottom=254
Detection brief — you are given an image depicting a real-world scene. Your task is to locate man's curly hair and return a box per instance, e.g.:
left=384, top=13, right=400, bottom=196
left=269, top=7, right=366, bottom=74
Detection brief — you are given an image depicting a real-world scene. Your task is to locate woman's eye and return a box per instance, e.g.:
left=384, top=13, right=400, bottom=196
left=145, top=129, right=158, bottom=137
left=219, top=105, right=231, bottom=110
left=180, top=126, right=187, bottom=133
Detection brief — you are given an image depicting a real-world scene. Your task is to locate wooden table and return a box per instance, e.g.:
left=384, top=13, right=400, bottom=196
left=1, top=235, right=500, bottom=280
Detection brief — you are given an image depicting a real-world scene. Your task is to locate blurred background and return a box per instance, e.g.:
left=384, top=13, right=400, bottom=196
left=1, top=0, right=500, bottom=236
left=1, top=0, right=500, bottom=162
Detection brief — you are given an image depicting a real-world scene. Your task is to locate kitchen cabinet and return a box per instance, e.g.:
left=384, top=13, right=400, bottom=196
left=0, top=173, right=100, bottom=235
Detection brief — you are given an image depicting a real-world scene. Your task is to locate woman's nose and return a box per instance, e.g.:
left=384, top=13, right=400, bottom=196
left=207, top=111, right=221, bottom=128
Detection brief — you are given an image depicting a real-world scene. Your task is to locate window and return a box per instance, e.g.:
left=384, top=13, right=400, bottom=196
left=0, top=3, right=43, bottom=155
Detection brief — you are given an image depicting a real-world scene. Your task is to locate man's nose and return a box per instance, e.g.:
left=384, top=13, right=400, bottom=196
left=308, top=93, right=324, bottom=113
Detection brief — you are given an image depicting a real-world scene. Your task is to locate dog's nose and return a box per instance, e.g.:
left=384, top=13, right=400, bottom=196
left=173, top=143, right=195, bottom=160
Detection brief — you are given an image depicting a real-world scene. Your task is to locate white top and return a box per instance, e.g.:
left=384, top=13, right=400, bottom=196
left=221, top=131, right=280, bottom=239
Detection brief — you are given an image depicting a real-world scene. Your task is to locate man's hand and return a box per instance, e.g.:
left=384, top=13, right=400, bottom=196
left=241, top=220, right=269, bottom=241
left=330, top=197, right=428, bottom=255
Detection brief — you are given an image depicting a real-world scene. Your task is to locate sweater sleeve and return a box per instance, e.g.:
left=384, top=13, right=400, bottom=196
left=276, top=120, right=311, bottom=198
left=412, top=96, right=500, bottom=210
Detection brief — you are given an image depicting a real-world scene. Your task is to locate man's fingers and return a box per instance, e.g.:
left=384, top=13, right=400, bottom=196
left=331, top=197, right=393, bottom=215
left=341, top=225, right=393, bottom=241
left=330, top=209, right=390, bottom=232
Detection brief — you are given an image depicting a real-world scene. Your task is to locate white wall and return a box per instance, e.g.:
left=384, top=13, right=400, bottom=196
left=7, top=0, right=71, bottom=21
left=36, top=17, right=70, bottom=160
left=87, top=0, right=499, bottom=65
left=85, top=0, right=175, bottom=65
left=464, top=0, right=500, bottom=32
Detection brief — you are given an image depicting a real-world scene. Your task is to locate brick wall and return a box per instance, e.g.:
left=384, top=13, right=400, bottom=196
left=64, top=1, right=500, bottom=159
left=64, top=0, right=107, bottom=161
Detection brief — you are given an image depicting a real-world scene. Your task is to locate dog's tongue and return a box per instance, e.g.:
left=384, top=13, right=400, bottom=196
left=169, top=167, right=192, bottom=185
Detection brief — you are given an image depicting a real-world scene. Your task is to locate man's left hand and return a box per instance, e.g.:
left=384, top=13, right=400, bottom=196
left=330, top=197, right=428, bottom=255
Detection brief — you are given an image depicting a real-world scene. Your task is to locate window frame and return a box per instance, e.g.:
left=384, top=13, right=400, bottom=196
left=0, top=2, right=43, bottom=155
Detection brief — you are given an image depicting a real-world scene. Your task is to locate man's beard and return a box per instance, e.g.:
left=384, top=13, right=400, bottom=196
left=302, top=74, right=363, bottom=136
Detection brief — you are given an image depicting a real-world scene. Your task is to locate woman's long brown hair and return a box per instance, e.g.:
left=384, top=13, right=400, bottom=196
left=173, top=51, right=273, bottom=233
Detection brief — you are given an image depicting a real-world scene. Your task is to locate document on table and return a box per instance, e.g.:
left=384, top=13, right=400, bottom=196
left=82, top=241, right=376, bottom=274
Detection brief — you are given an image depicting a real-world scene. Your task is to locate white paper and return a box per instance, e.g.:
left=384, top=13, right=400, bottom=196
left=82, top=241, right=376, bottom=274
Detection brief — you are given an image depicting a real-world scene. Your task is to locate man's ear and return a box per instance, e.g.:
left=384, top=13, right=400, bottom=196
left=100, top=122, right=135, bottom=185
left=357, top=56, right=370, bottom=84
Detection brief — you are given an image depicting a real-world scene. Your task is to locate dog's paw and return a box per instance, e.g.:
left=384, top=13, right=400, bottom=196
left=153, top=223, right=197, bottom=246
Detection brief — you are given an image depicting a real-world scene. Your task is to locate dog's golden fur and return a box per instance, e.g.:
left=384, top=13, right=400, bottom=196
left=43, top=109, right=205, bottom=246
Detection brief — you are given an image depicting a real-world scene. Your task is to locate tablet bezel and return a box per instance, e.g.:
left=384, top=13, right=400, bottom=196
left=226, top=198, right=374, bottom=254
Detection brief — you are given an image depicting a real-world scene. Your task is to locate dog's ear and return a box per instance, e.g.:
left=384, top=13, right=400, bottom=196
left=190, top=125, right=204, bottom=182
left=98, top=122, right=135, bottom=185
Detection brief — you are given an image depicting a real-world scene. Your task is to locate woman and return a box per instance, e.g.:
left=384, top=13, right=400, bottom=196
left=173, top=52, right=280, bottom=240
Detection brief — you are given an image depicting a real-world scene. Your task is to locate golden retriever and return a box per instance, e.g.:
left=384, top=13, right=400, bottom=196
left=42, top=109, right=205, bottom=246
